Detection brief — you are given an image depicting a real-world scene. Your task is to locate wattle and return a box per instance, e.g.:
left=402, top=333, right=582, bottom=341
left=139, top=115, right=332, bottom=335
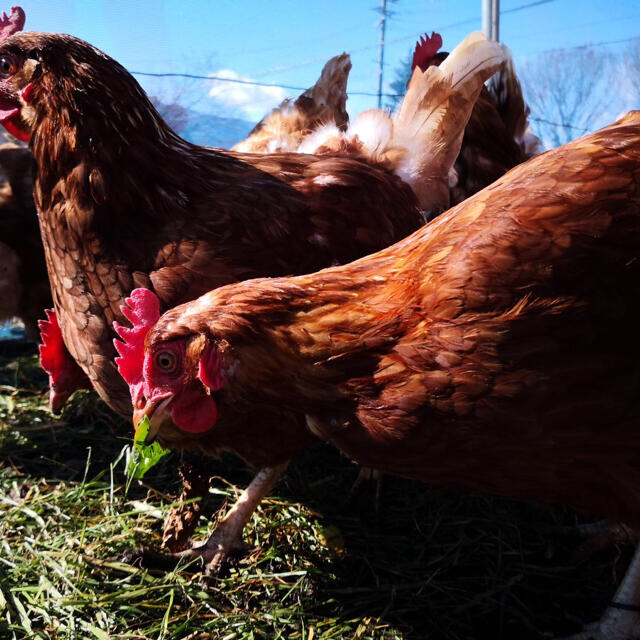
left=170, top=390, right=219, bottom=434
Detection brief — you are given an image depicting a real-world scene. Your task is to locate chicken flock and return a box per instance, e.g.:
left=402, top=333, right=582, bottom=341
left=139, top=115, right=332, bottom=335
left=0, top=4, right=638, bottom=638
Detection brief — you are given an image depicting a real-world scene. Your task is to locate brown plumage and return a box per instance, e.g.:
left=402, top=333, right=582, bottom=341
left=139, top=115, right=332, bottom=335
left=233, top=53, right=351, bottom=153
left=135, top=112, right=640, bottom=530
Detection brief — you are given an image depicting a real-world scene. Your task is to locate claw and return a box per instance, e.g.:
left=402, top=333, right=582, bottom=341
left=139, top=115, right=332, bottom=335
left=120, top=462, right=289, bottom=576
left=121, top=536, right=248, bottom=575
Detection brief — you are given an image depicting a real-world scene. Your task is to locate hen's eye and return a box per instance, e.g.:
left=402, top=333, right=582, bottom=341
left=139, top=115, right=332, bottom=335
left=155, top=351, right=176, bottom=372
left=0, top=56, right=16, bottom=75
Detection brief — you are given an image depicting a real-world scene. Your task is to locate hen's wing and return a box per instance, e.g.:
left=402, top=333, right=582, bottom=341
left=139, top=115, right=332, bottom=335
left=333, top=112, right=640, bottom=523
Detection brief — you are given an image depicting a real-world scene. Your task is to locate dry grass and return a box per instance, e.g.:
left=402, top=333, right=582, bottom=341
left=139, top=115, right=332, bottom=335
left=0, top=350, right=634, bottom=639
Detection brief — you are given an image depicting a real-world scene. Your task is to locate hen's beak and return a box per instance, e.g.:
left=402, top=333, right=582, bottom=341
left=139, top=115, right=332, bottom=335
left=132, top=396, right=173, bottom=445
left=49, top=388, right=66, bottom=415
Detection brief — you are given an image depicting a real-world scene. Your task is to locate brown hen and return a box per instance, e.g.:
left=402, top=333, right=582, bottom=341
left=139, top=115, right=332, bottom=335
left=127, top=113, right=640, bottom=635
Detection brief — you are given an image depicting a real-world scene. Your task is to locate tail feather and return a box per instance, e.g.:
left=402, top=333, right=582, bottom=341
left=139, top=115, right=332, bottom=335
left=234, top=53, right=351, bottom=153
left=296, top=52, right=351, bottom=130
left=390, top=32, right=505, bottom=212
left=294, top=32, right=507, bottom=216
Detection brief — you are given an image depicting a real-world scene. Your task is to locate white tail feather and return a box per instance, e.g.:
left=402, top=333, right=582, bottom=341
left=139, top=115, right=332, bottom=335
left=345, top=110, right=393, bottom=156
left=295, top=32, right=505, bottom=215
left=391, top=32, right=505, bottom=212
left=297, top=123, right=343, bottom=154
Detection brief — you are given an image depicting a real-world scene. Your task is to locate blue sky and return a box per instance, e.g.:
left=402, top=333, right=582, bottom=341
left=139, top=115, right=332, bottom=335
left=15, top=0, right=640, bottom=125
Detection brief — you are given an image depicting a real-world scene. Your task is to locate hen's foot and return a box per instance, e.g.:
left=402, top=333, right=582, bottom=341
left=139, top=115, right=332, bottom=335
left=122, top=531, right=249, bottom=575
left=122, top=462, right=289, bottom=575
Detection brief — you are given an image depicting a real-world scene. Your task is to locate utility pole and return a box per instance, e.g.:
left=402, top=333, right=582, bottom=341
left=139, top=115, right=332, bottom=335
left=482, top=0, right=491, bottom=38
left=482, top=0, right=500, bottom=41
left=492, top=0, right=500, bottom=41
left=376, top=0, right=388, bottom=109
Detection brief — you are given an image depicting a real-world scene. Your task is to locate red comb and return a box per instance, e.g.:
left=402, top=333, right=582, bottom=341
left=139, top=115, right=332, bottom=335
left=0, top=7, right=25, bottom=41
left=113, top=288, right=161, bottom=406
left=412, top=32, right=443, bottom=72
left=38, top=308, right=65, bottom=377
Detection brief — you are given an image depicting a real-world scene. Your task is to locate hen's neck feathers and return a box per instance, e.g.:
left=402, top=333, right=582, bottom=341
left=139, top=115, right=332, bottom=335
left=155, top=251, right=417, bottom=415
left=24, top=34, right=239, bottom=239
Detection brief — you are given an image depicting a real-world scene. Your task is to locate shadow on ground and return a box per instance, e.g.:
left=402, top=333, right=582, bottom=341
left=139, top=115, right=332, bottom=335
left=0, top=353, right=631, bottom=639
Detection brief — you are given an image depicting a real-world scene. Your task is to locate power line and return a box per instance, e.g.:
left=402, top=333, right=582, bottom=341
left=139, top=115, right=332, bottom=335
left=131, top=28, right=639, bottom=98
left=131, top=26, right=639, bottom=98
left=540, top=35, right=640, bottom=54
left=386, top=0, right=560, bottom=50
left=130, top=70, right=399, bottom=98
left=501, top=0, right=559, bottom=16
left=504, top=12, right=640, bottom=42
left=233, top=0, right=562, bottom=77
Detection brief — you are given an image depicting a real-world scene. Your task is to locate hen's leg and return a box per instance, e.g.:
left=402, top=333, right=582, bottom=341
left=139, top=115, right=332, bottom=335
left=124, top=462, right=288, bottom=574
left=162, top=463, right=211, bottom=552
left=348, top=466, right=383, bottom=511
left=560, top=543, right=640, bottom=640
left=182, top=462, right=289, bottom=574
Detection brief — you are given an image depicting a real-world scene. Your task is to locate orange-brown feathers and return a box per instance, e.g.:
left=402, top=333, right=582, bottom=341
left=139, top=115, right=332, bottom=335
left=141, top=112, right=640, bottom=525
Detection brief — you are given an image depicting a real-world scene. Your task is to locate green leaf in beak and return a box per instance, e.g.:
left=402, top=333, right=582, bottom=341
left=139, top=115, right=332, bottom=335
left=126, top=415, right=170, bottom=480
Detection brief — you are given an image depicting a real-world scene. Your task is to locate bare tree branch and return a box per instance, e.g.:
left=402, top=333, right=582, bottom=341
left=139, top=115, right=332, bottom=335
left=520, top=46, right=619, bottom=148
left=624, top=37, right=640, bottom=108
